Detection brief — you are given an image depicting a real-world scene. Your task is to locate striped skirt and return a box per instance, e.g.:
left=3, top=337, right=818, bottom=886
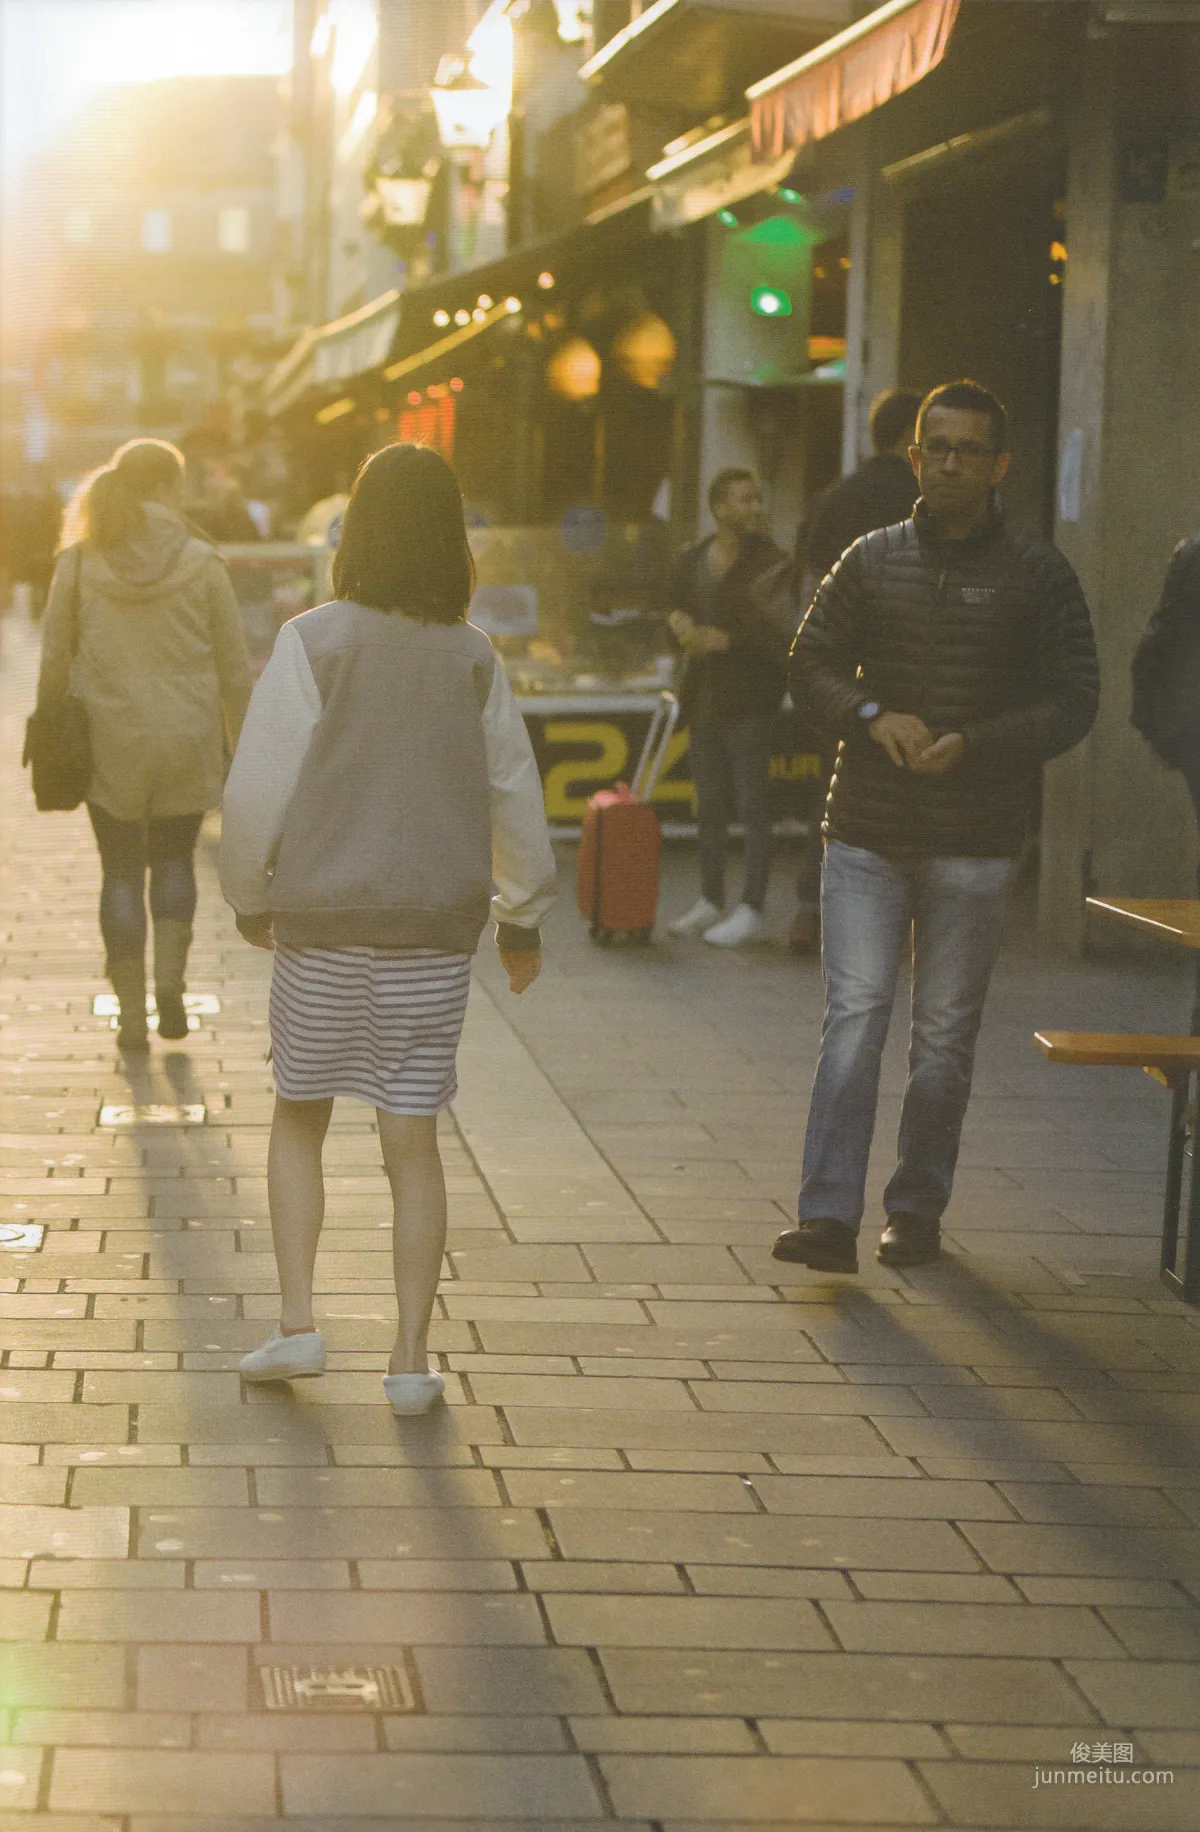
left=269, top=946, right=472, bottom=1116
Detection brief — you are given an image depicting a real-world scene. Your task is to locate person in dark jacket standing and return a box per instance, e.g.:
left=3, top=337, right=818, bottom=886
left=788, top=391, right=923, bottom=952
left=665, top=468, right=787, bottom=947
left=774, top=380, right=1099, bottom=1273
left=1131, top=531, right=1200, bottom=1025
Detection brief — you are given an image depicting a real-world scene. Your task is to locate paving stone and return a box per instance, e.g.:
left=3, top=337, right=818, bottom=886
left=545, top=1593, right=834, bottom=1650
left=0, top=1645, right=126, bottom=1709
left=758, top=1721, right=948, bottom=1759
left=381, top=1716, right=569, bottom=1753
left=356, top=1560, right=517, bottom=1591
left=49, top=1749, right=276, bottom=1815
left=280, top=1752, right=604, bottom=1818
left=10, top=1710, right=190, bottom=1750
left=600, top=1649, right=1091, bottom=1723
left=414, top=1646, right=609, bottom=1715
left=548, top=1508, right=978, bottom=1571
left=1099, top=1608, right=1200, bottom=1658
left=503, top=1470, right=756, bottom=1512
left=995, top=1482, right=1192, bottom=1527
left=961, top=1522, right=1200, bottom=1579
left=920, top=1758, right=1198, bottom=1829
left=134, top=1645, right=248, bottom=1713
left=253, top=1466, right=502, bottom=1507
left=684, top=1567, right=854, bottom=1599
left=135, top=1505, right=548, bottom=1560
left=570, top=1717, right=756, bottom=1754
left=1066, top=1659, right=1200, bottom=1727
left=753, top=1475, right=1013, bottom=1519
left=69, top=1467, right=248, bottom=1506
left=599, top=1754, right=935, bottom=1823
left=823, top=1600, right=1124, bottom=1657
left=27, top=1560, right=184, bottom=1590
left=267, top=1590, right=547, bottom=1644
left=1014, top=1576, right=1192, bottom=1607
left=522, top=1561, right=685, bottom=1594
left=59, top=1590, right=260, bottom=1642
left=505, top=1407, right=888, bottom=1457
left=196, top=1714, right=378, bottom=1750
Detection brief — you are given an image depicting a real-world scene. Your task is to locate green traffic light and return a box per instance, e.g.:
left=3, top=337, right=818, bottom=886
left=778, top=186, right=802, bottom=203
left=717, top=208, right=738, bottom=227
left=750, top=285, right=792, bottom=318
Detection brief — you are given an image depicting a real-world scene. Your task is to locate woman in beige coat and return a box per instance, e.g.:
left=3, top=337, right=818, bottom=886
left=38, top=439, right=252, bottom=1050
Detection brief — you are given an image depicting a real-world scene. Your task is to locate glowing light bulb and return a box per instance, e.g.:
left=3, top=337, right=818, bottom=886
left=433, top=309, right=450, bottom=327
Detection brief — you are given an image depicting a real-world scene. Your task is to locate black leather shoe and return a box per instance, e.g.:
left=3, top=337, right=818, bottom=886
left=877, top=1213, right=941, bottom=1267
left=772, top=1219, right=858, bottom=1273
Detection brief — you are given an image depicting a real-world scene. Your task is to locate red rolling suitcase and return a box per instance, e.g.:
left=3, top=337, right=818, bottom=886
left=577, top=693, right=678, bottom=945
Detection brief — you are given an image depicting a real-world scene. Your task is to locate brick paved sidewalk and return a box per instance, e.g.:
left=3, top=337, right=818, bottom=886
left=1, top=607, right=1199, bottom=1831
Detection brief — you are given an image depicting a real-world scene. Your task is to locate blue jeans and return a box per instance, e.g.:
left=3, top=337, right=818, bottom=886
left=688, top=716, right=774, bottom=911
left=798, top=839, right=1014, bottom=1232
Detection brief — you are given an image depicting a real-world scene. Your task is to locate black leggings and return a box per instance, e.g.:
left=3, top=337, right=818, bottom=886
left=87, top=804, right=203, bottom=965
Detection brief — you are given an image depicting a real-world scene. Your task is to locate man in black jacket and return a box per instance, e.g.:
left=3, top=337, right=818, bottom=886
left=665, top=468, right=787, bottom=947
left=774, top=380, right=1099, bottom=1273
left=789, top=391, right=923, bottom=951
left=1131, top=531, right=1200, bottom=1026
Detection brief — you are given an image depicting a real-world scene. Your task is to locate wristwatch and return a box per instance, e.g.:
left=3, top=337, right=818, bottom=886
left=858, top=701, right=881, bottom=722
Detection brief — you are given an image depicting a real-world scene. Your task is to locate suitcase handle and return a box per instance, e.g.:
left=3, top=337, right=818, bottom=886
left=630, top=691, right=679, bottom=802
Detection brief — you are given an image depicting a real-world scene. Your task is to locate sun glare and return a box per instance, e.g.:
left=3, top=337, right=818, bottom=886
left=2, top=0, right=292, bottom=184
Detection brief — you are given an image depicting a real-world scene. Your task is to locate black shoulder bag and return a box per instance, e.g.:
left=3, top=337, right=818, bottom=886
left=22, top=546, right=92, bottom=811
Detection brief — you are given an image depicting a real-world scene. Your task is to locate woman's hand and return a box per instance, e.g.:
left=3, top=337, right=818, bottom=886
left=236, top=912, right=274, bottom=950
left=499, top=946, right=541, bottom=994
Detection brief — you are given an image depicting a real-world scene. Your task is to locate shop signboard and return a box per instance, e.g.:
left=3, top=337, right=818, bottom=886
left=516, top=693, right=828, bottom=830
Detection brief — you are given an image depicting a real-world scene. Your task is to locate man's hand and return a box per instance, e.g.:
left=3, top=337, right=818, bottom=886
left=500, top=946, right=541, bottom=994
left=667, top=612, right=729, bottom=654
left=868, top=712, right=933, bottom=769
left=236, top=912, right=274, bottom=950
left=910, top=732, right=965, bottom=776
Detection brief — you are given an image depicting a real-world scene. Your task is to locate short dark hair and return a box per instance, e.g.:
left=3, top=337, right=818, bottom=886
left=870, top=389, right=922, bottom=453
left=916, top=380, right=1009, bottom=453
left=332, top=442, right=475, bottom=623
left=707, top=466, right=756, bottom=514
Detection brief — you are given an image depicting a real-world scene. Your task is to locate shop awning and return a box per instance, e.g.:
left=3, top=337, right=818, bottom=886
left=647, top=118, right=797, bottom=231
left=578, top=0, right=849, bottom=115
left=748, top=0, right=960, bottom=163
left=265, top=290, right=402, bottom=417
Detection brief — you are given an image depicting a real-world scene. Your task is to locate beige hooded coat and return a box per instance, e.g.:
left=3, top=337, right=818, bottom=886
left=37, top=504, right=253, bottom=822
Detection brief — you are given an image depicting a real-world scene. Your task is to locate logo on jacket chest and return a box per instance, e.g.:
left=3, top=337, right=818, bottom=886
left=959, top=586, right=997, bottom=605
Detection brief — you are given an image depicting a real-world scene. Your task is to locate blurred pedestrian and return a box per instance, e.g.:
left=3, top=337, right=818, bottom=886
left=775, top=380, right=1099, bottom=1274
left=220, top=443, right=556, bottom=1415
left=36, top=439, right=252, bottom=1051
left=788, top=390, right=923, bottom=953
left=1131, top=527, right=1200, bottom=1025
left=5, top=468, right=63, bottom=618
left=665, top=468, right=787, bottom=947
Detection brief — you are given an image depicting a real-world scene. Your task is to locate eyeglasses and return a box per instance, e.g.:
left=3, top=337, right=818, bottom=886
left=917, top=438, right=997, bottom=466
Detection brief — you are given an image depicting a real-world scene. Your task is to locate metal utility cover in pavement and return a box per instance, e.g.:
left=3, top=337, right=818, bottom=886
left=260, top=1665, right=415, bottom=1712
left=99, top=1104, right=207, bottom=1127
left=0, top=1224, right=45, bottom=1250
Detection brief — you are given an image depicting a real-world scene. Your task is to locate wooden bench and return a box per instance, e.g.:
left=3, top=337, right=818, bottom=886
left=1035, top=1031, right=1200, bottom=1304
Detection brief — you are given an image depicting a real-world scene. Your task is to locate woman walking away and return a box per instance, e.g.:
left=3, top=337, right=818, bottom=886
left=219, top=444, right=556, bottom=1416
left=37, top=439, right=253, bottom=1051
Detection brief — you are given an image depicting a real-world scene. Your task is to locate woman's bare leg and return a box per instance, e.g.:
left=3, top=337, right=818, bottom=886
left=377, top=1111, right=446, bottom=1374
left=268, top=1095, right=334, bottom=1335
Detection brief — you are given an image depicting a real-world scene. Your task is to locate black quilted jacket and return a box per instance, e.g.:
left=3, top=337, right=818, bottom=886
left=790, top=502, right=1099, bottom=858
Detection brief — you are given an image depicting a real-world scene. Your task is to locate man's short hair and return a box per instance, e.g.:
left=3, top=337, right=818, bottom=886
left=916, top=380, right=1009, bottom=453
left=708, top=466, right=756, bottom=513
left=870, top=390, right=922, bottom=453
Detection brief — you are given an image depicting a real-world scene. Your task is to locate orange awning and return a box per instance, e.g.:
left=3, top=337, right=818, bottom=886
left=748, top=0, right=961, bottom=163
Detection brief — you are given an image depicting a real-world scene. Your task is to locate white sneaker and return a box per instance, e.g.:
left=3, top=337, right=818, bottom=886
left=239, top=1330, right=326, bottom=1381
left=383, top=1370, right=446, bottom=1416
left=667, top=898, right=724, bottom=939
left=703, top=903, right=768, bottom=947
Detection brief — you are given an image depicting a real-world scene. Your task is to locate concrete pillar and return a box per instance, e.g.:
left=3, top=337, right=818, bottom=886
left=1040, top=21, right=1200, bottom=952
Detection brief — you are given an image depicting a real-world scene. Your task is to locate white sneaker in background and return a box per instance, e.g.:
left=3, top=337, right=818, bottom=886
left=383, top=1371, right=446, bottom=1415
left=703, top=904, right=768, bottom=947
left=239, top=1330, right=326, bottom=1381
left=666, top=898, right=724, bottom=939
